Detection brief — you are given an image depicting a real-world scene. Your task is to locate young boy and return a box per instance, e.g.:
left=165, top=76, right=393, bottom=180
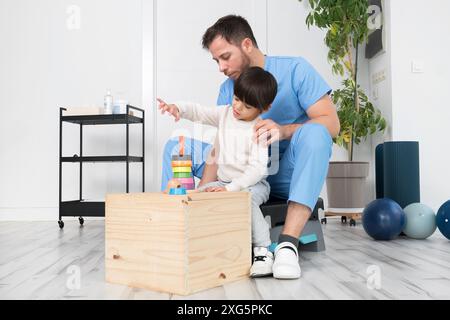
left=157, top=66, right=278, bottom=277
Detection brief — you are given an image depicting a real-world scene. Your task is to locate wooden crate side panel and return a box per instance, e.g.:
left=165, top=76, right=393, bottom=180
left=185, top=192, right=252, bottom=294
left=105, top=193, right=189, bottom=295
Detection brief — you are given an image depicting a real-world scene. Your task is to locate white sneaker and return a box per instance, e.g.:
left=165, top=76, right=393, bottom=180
left=272, top=242, right=301, bottom=279
left=250, top=247, right=274, bottom=278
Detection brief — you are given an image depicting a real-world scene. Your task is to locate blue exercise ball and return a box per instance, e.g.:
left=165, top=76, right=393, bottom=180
left=436, top=200, right=450, bottom=240
left=403, top=203, right=436, bottom=239
left=362, top=198, right=406, bottom=240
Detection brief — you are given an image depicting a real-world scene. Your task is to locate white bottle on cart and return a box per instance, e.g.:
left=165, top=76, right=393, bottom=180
left=112, top=91, right=128, bottom=114
left=104, top=90, right=113, bottom=114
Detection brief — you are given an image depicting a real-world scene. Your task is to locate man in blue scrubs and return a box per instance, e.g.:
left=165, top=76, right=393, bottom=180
left=160, top=15, right=340, bottom=279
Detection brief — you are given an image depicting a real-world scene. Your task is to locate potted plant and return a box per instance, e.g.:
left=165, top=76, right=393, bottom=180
left=302, top=0, right=387, bottom=224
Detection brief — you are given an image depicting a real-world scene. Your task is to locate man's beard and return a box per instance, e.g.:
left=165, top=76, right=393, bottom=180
left=241, top=50, right=251, bottom=69
left=235, top=50, right=251, bottom=78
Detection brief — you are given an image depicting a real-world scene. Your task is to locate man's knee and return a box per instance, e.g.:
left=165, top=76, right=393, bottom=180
left=292, top=123, right=332, bottom=153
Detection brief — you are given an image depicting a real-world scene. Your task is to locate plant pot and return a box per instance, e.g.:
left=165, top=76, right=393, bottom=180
left=326, top=161, right=369, bottom=213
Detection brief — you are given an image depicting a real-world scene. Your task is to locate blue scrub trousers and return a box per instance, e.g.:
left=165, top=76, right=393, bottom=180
left=161, top=123, right=333, bottom=211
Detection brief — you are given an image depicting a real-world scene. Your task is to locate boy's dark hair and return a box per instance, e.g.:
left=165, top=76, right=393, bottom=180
left=202, top=15, right=258, bottom=49
left=234, top=67, right=278, bottom=112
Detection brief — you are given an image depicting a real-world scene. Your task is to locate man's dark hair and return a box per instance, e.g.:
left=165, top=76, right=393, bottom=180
left=234, top=67, right=278, bottom=112
left=202, top=15, right=258, bottom=49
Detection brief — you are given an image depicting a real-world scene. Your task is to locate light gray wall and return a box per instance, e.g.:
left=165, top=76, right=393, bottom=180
left=389, top=0, right=450, bottom=210
left=0, top=0, right=144, bottom=220
left=367, top=0, right=393, bottom=208
left=367, top=0, right=450, bottom=211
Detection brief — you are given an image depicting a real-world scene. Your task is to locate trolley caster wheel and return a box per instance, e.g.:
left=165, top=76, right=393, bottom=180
left=321, top=218, right=327, bottom=224
left=341, top=216, right=347, bottom=224
left=79, top=217, right=84, bottom=226
left=58, top=220, right=64, bottom=229
left=350, top=219, right=356, bottom=227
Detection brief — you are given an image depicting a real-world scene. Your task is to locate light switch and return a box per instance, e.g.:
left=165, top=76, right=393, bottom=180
left=372, top=69, right=386, bottom=84
left=411, top=60, right=425, bottom=73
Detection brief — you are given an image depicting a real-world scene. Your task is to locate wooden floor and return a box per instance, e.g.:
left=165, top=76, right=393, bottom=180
left=1, top=218, right=450, bottom=300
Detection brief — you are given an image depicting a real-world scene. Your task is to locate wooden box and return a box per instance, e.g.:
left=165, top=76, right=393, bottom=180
left=105, top=191, right=251, bottom=295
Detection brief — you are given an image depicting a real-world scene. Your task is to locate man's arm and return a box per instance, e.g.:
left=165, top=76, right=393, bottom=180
left=255, top=94, right=340, bottom=145
left=283, top=94, right=340, bottom=139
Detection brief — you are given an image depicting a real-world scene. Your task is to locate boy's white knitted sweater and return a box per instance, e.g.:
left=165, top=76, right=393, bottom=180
left=175, top=102, right=268, bottom=192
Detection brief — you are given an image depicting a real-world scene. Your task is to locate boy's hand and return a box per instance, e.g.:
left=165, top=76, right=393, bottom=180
left=205, top=186, right=227, bottom=192
left=157, top=98, right=181, bottom=122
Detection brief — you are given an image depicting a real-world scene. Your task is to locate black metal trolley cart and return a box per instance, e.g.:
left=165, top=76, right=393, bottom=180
left=58, top=105, right=145, bottom=229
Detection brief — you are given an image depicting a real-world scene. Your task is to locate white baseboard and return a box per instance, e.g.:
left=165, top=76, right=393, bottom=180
left=0, top=207, right=104, bottom=221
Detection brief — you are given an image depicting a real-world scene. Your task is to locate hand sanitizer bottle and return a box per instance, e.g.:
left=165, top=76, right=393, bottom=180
left=104, top=90, right=113, bottom=114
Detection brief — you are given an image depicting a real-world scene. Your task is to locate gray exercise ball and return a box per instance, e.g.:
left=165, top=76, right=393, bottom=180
left=403, top=203, right=436, bottom=239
